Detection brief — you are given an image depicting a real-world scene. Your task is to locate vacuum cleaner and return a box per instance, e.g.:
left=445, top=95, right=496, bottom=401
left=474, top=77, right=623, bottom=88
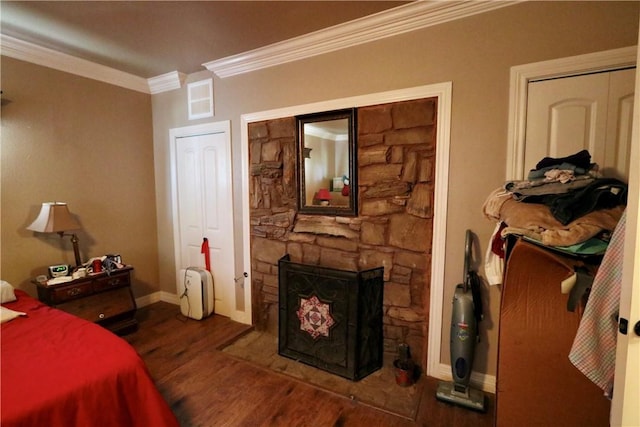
left=436, top=229, right=486, bottom=411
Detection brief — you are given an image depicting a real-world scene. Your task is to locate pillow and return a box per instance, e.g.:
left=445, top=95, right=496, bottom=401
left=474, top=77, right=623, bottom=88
left=0, top=280, right=17, bottom=304
left=1, top=306, right=26, bottom=324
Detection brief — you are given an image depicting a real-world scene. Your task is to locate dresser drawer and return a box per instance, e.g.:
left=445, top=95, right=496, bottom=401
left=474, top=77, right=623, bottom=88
left=34, top=266, right=137, bottom=335
left=93, top=272, right=130, bottom=292
left=58, top=286, right=135, bottom=324
left=50, top=282, right=93, bottom=304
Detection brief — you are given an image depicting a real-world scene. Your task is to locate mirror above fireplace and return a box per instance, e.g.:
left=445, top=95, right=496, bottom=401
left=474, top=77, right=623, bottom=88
left=296, top=108, right=357, bottom=216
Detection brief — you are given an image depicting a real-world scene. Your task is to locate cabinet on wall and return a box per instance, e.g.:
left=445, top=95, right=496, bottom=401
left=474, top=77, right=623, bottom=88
left=496, top=239, right=610, bottom=426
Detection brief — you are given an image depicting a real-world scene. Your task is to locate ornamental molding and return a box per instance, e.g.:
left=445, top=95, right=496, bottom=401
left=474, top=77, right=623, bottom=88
left=0, top=1, right=518, bottom=91
left=0, top=33, right=150, bottom=94
left=203, top=1, right=519, bottom=78
left=148, top=71, right=187, bottom=95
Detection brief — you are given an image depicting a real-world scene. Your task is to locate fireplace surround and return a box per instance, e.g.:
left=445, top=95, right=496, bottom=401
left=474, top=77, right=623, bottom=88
left=278, top=255, right=384, bottom=380
left=249, top=97, right=437, bottom=368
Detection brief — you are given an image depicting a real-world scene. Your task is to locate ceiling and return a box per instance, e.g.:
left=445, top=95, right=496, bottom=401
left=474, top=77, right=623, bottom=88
left=0, top=1, right=410, bottom=79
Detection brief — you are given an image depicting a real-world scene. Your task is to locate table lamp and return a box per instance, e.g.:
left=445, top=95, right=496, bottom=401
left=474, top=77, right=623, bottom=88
left=316, top=188, right=332, bottom=206
left=27, top=202, right=82, bottom=266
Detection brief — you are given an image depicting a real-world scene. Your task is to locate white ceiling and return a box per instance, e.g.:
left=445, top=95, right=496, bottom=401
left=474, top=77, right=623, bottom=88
left=0, top=1, right=409, bottom=79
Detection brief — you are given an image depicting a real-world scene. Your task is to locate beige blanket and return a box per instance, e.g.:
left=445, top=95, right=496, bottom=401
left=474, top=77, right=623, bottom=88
left=482, top=188, right=624, bottom=247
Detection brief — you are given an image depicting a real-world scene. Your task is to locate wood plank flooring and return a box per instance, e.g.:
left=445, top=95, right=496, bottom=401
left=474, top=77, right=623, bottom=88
left=125, top=302, right=495, bottom=427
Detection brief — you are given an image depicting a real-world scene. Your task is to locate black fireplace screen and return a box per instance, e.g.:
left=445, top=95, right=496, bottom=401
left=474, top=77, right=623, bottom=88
left=278, top=254, right=384, bottom=381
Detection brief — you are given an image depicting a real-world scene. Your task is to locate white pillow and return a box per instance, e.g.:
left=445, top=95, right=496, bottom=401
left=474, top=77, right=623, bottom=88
left=1, top=306, right=26, bottom=323
left=0, top=280, right=17, bottom=304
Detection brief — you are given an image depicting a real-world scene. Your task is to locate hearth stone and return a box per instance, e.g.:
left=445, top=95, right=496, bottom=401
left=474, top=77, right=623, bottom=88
left=278, top=254, right=384, bottom=381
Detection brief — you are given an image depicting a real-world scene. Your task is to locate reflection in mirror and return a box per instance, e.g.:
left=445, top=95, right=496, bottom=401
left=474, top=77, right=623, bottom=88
left=297, top=109, right=357, bottom=216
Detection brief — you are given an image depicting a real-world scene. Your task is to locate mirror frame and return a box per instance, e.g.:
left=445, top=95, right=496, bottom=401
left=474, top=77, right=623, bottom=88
left=296, top=108, right=358, bottom=216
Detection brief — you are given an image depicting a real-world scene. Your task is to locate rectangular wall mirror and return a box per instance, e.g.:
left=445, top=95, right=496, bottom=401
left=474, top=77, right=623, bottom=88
left=296, top=108, right=357, bottom=216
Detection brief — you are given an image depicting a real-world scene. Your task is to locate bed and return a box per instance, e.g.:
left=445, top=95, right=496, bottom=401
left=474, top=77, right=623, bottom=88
left=1, top=288, right=179, bottom=427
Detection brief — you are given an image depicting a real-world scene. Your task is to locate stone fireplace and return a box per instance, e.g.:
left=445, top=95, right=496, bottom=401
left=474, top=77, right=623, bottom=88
left=248, top=97, right=436, bottom=367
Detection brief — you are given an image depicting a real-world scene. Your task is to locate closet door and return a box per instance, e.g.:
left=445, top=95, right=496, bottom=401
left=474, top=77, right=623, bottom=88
left=174, top=129, right=235, bottom=318
left=524, top=68, right=634, bottom=181
left=604, top=68, right=635, bottom=180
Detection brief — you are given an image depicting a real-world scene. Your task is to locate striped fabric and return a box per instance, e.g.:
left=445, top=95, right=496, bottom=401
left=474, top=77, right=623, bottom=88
left=569, top=209, right=626, bottom=398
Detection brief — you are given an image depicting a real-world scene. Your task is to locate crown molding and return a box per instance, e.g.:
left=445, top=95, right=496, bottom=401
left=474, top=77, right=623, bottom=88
left=203, top=0, right=519, bottom=78
left=1, top=1, right=519, bottom=89
left=148, top=71, right=187, bottom=94
left=0, top=34, right=150, bottom=94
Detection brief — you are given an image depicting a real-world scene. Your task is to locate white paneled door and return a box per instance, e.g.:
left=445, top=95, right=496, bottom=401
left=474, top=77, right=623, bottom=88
left=173, top=122, right=234, bottom=318
left=525, top=68, right=635, bottom=181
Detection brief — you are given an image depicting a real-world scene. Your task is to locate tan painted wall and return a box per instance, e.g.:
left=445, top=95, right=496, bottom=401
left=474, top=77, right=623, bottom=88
left=1, top=57, right=159, bottom=298
left=150, top=2, right=639, bottom=377
left=1, top=1, right=637, bottom=379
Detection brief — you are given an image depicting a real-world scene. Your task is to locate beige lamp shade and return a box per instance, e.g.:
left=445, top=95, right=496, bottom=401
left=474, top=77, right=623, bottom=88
left=27, top=202, right=81, bottom=233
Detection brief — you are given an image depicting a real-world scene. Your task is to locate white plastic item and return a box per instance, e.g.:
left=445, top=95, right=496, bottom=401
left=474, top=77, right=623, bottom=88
left=178, top=267, right=214, bottom=320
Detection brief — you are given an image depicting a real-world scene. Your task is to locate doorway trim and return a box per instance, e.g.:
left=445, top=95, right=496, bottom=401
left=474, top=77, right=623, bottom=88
left=169, top=120, right=243, bottom=321
left=241, top=82, right=452, bottom=378
left=506, top=45, right=637, bottom=180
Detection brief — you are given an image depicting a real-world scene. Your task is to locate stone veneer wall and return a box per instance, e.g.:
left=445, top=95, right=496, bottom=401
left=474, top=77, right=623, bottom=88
left=248, top=98, right=436, bottom=365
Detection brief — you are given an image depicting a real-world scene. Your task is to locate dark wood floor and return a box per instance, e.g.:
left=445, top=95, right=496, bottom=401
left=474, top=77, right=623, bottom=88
left=125, top=302, right=495, bottom=427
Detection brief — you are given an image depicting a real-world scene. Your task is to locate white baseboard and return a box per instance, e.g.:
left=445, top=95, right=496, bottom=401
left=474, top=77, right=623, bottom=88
left=135, top=291, right=179, bottom=308
left=434, top=362, right=496, bottom=394
left=160, top=291, right=180, bottom=305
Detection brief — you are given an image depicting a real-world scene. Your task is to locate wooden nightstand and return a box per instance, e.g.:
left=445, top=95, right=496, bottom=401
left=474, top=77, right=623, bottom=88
left=34, top=266, right=138, bottom=335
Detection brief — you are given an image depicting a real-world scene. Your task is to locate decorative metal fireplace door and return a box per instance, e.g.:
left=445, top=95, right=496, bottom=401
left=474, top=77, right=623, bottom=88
left=278, top=254, right=384, bottom=381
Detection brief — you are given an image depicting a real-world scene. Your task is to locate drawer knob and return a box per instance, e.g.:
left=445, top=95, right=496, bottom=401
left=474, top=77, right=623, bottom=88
left=99, top=313, right=105, bottom=319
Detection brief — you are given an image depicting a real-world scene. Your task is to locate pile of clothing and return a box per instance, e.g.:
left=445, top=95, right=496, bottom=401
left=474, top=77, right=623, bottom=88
left=483, top=150, right=627, bottom=285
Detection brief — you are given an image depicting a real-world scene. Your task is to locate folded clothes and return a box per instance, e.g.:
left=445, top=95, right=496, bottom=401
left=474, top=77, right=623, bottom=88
left=534, top=149, right=592, bottom=171
left=554, top=237, right=611, bottom=255
left=505, top=175, right=595, bottom=199
left=527, top=162, right=587, bottom=180
left=543, top=169, right=575, bottom=184
left=545, top=178, right=627, bottom=225
left=506, top=176, right=627, bottom=225
left=483, top=187, right=625, bottom=246
left=485, top=146, right=627, bottom=247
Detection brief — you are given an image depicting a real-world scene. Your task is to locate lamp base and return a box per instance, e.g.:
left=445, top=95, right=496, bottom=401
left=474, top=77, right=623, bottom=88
left=59, top=232, right=82, bottom=267
left=71, top=234, right=82, bottom=267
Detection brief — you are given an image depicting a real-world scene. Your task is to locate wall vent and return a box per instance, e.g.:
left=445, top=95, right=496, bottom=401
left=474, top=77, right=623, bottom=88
left=188, top=79, right=214, bottom=120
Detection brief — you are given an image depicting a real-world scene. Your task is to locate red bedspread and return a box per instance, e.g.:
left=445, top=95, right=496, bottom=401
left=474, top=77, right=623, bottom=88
left=1, top=290, right=179, bottom=427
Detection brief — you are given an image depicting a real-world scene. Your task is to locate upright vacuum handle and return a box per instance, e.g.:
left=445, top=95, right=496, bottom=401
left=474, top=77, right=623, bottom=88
left=463, top=229, right=473, bottom=292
